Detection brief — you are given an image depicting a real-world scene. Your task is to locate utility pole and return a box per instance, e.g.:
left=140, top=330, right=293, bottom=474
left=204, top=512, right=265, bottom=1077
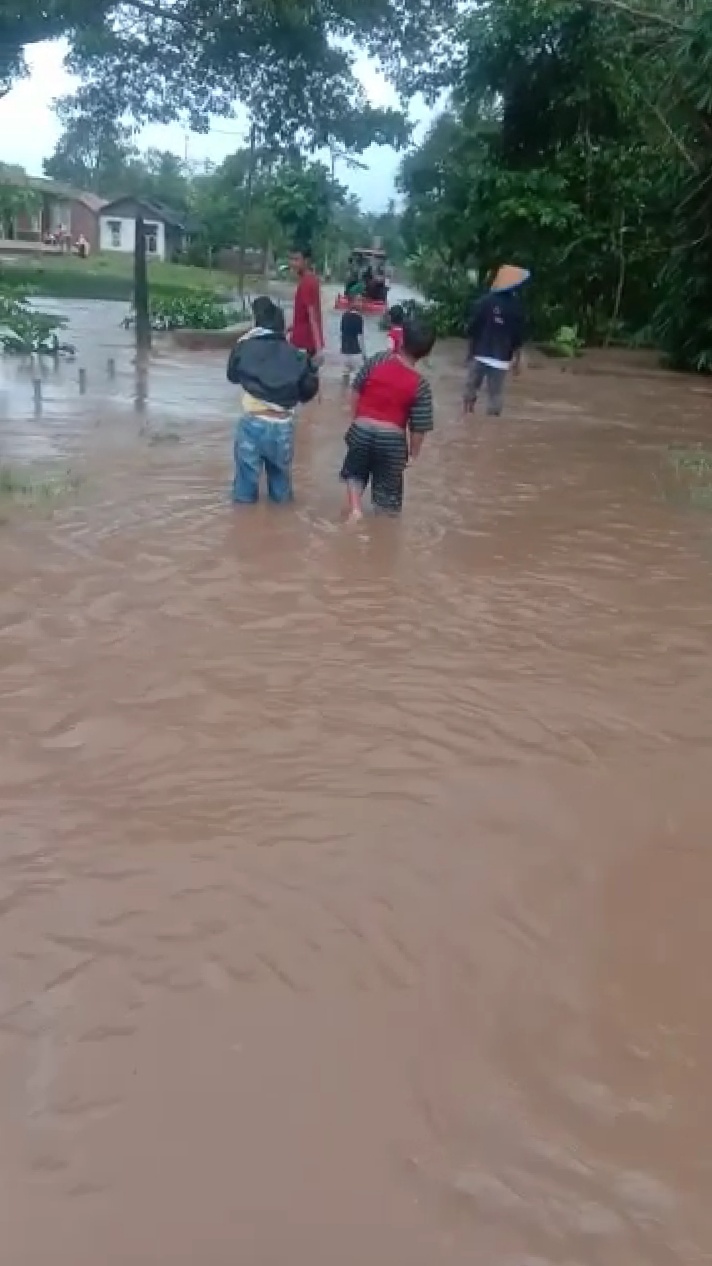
left=134, top=216, right=151, bottom=353
left=325, top=146, right=337, bottom=279
left=237, top=123, right=257, bottom=308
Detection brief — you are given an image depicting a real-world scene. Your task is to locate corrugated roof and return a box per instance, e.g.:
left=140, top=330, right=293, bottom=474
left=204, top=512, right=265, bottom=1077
left=0, top=171, right=108, bottom=212
left=74, top=191, right=108, bottom=213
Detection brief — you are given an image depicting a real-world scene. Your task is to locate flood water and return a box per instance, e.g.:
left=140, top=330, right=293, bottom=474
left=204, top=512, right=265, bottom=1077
left=1, top=301, right=712, bottom=1264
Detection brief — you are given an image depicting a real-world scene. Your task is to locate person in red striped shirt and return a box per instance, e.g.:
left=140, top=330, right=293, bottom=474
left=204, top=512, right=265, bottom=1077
left=340, top=318, right=436, bottom=521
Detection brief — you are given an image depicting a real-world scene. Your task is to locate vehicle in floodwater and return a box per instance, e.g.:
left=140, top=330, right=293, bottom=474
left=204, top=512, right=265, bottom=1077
left=334, top=246, right=389, bottom=315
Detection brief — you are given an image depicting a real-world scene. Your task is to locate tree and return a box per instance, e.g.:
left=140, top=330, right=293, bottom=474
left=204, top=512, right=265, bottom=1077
left=366, top=200, right=407, bottom=265
left=44, top=103, right=192, bottom=208
left=43, top=105, right=139, bottom=193
left=589, top=0, right=712, bottom=369
left=329, top=194, right=371, bottom=273
left=187, top=147, right=284, bottom=268
left=0, top=164, right=40, bottom=236
left=2, top=0, right=457, bottom=150
left=396, top=0, right=712, bottom=367
left=399, top=113, right=494, bottom=274
left=140, top=150, right=190, bottom=211
left=396, top=2, right=673, bottom=342
left=397, top=113, right=501, bottom=328
left=265, top=161, right=344, bottom=254
left=0, top=0, right=92, bottom=98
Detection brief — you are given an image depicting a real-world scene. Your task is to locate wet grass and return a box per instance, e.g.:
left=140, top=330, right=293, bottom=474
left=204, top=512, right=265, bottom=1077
left=0, top=465, right=84, bottom=506
left=0, top=255, right=262, bottom=303
left=668, top=446, right=712, bottom=476
left=665, top=446, right=712, bottom=511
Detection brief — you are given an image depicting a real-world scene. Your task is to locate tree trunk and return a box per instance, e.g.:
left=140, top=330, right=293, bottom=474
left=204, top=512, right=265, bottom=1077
left=607, top=208, right=627, bottom=344
left=134, top=215, right=151, bottom=353
left=237, top=124, right=257, bottom=307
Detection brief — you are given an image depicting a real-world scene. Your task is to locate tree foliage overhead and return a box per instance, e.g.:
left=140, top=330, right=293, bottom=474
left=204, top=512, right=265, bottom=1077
left=2, top=0, right=458, bottom=148
left=398, top=0, right=712, bottom=371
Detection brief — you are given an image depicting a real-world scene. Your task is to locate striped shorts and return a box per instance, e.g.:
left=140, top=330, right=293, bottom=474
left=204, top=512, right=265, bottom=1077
left=340, top=419, right=408, bottom=513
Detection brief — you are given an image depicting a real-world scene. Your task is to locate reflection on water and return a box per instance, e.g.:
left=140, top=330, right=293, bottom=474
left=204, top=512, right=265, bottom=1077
left=1, top=304, right=712, bottom=1265
left=134, top=356, right=149, bottom=414
left=0, top=291, right=395, bottom=456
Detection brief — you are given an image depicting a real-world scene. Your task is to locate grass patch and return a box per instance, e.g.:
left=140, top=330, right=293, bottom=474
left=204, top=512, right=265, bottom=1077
left=667, top=446, right=712, bottom=476
left=0, top=254, right=262, bottom=303
left=665, top=445, right=712, bottom=510
left=0, top=465, right=84, bottom=504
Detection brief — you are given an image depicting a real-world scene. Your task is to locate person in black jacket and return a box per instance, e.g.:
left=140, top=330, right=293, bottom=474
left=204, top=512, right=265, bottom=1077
left=463, top=271, right=527, bottom=417
left=227, top=296, right=318, bottom=503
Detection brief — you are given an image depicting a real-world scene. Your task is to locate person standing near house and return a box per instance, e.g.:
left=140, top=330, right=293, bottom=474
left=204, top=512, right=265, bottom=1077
left=288, top=246, right=325, bottom=371
left=463, top=265, right=529, bottom=417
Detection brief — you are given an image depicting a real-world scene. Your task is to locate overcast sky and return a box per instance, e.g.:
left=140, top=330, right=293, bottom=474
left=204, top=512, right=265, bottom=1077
left=0, top=42, right=431, bottom=210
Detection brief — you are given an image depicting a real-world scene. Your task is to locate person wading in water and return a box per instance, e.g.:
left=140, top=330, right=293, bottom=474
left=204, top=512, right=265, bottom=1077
left=288, top=245, right=325, bottom=374
left=463, top=264, right=529, bottom=417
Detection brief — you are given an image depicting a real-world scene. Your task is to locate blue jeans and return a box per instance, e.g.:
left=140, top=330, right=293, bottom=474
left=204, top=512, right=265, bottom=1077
left=233, top=414, right=295, bottom=504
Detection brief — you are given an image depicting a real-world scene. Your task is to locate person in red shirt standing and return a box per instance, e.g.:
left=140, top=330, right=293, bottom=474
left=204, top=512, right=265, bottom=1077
left=288, top=246, right=325, bottom=370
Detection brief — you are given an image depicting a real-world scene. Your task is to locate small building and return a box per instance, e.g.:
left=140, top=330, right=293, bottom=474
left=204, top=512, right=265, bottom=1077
left=0, top=175, right=106, bottom=252
left=99, top=197, right=192, bottom=262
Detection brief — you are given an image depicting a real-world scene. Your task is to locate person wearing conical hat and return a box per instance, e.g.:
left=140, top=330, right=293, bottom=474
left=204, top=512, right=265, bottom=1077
left=463, top=265, right=530, bottom=417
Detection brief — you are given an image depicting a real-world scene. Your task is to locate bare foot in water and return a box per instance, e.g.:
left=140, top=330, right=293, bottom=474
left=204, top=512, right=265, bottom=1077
left=343, top=480, right=364, bottom=523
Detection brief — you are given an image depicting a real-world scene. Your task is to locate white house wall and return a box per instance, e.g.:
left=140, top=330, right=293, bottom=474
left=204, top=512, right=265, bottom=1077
left=98, top=216, right=167, bottom=261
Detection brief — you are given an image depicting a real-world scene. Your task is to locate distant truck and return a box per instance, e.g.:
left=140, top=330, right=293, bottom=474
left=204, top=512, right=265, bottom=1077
left=334, top=247, right=389, bottom=316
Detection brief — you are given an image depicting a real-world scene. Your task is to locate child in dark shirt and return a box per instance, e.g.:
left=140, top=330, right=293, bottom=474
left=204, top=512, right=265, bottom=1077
left=340, top=296, right=365, bottom=388
left=340, top=318, right=436, bottom=521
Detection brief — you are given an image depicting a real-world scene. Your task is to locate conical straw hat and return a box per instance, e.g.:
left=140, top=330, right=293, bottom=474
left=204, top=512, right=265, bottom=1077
left=491, top=264, right=530, bottom=292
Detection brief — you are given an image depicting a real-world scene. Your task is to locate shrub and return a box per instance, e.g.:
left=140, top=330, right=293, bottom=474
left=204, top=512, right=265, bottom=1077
left=0, top=286, right=69, bottom=353
left=148, top=293, right=234, bottom=330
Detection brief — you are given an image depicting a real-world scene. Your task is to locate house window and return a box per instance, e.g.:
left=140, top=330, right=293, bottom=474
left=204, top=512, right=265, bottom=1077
left=107, top=219, right=122, bottom=248
left=144, top=222, right=159, bottom=254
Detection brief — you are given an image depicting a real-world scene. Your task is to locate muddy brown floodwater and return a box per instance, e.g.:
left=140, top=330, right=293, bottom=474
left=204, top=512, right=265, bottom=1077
left=1, top=309, right=712, bottom=1265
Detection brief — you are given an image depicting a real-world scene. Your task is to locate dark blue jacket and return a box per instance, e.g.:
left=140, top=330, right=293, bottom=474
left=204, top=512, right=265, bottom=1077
left=466, top=292, right=525, bottom=362
left=227, top=332, right=318, bottom=409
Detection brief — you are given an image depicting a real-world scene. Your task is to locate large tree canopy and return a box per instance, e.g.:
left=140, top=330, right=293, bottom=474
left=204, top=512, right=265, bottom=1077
left=398, top=0, right=712, bottom=371
left=0, top=0, right=96, bottom=96
left=1, top=0, right=458, bottom=148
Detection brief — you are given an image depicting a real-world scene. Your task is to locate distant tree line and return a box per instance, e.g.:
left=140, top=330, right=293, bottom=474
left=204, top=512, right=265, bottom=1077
left=39, top=113, right=406, bottom=273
